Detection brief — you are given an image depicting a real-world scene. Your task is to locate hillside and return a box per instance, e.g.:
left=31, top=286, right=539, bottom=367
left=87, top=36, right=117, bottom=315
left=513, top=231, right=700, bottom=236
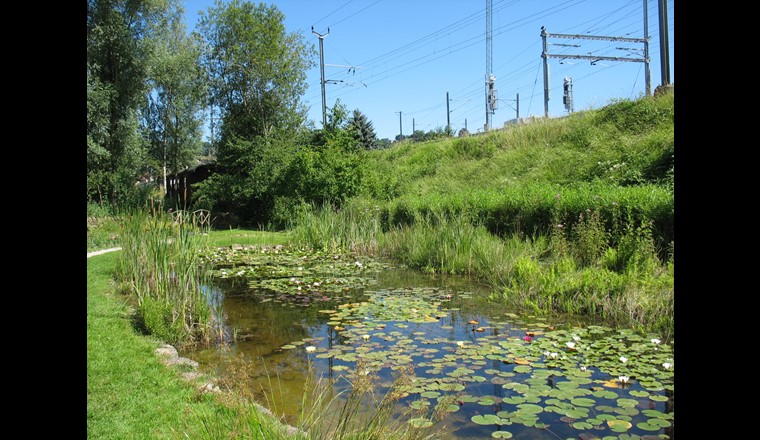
left=356, top=92, right=674, bottom=253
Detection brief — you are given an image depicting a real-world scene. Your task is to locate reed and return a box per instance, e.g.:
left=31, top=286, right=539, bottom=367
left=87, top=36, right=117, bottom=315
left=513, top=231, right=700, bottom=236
left=289, top=200, right=382, bottom=255
left=114, top=204, right=222, bottom=346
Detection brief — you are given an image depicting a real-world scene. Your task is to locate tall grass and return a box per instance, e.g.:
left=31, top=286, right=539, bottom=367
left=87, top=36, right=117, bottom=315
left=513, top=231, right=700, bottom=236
left=114, top=205, right=222, bottom=346
left=297, top=362, right=447, bottom=440
left=289, top=200, right=383, bottom=255
left=290, top=203, right=674, bottom=338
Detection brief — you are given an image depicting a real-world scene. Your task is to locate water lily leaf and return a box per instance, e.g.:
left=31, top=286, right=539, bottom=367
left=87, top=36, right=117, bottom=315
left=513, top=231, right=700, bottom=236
left=647, top=418, right=672, bottom=427
left=606, top=419, right=632, bottom=431
left=565, top=408, right=590, bottom=419
left=592, top=390, right=618, bottom=399
left=409, top=418, right=433, bottom=428
left=472, top=414, right=501, bottom=425
left=571, top=398, right=596, bottom=407
left=516, top=404, right=543, bottom=414
left=616, top=398, right=639, bottom=408
left=410, top=400, right=430, bottom=410
left=649, top=394, right=669, bottom=402
left=572, top=421, right=592, bottom=430
left=635, top=422, right=660, bottom=431
left=280, top=344, right=296, bottom=349
left=491, top=431, right=513, bottom=438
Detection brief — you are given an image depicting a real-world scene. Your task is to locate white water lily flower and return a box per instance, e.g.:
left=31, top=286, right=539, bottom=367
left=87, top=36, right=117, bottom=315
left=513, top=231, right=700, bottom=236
left=651, top=338, right=661, bottom=345
left=456, top=341, right=465, bottom=347
left=305, top=346, right=316, bottom=353
left=619, top=356, right=628, bottom=363
left=362, top=334, right=370, bottom=341
left=355, top=261, right=363, bottom=268
left=548, top=352, right=558, bottom=359
left=298, top=267, right=303, bottom=271
left=566, top=342, right=576, bottom=349
left=618, top=375, right=629, bottom=384
left=313, top=282, right=320, bottom=287
left=580, top=366, right=587, bottom=372
left=573, top=335, right=581, bottom=341
left=662, top=362, right=672, bottom=370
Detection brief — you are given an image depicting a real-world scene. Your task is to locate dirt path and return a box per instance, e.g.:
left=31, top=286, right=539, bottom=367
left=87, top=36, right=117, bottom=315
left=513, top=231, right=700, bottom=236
left=87, top=247, right=122, bottom=258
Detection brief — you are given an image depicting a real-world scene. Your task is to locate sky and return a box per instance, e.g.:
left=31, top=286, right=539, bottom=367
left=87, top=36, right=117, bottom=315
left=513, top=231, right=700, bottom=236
left=183, top=0, right=675, bottom=141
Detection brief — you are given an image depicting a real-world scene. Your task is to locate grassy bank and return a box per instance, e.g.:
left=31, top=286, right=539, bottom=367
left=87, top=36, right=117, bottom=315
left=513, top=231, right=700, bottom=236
left=87, top=250, right=306, bottom=439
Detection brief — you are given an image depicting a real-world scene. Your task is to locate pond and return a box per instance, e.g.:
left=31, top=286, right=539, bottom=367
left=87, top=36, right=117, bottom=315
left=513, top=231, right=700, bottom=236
left=188, top=246, right=674, bottom=439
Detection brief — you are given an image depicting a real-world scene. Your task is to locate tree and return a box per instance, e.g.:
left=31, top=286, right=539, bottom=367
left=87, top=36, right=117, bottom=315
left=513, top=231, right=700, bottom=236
left=197, top=0, right=315, bottom=141
left=142, top=0, right=207, bottom=199
left=87, top=0, right=163, bottom=207
left=192, top=0, right=316, bottom=223
left=347, top=109, right=378, bottom=150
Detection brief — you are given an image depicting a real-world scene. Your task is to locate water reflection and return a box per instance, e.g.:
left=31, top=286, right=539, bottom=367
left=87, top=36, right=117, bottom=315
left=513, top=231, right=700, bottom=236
left=188, top=265, right=673, bottom=439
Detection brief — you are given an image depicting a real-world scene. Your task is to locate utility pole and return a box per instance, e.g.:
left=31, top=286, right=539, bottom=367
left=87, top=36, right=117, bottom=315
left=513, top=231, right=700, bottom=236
left=446, top=92, right=451, bottom=135
left=643, top=0, right=651, bottom=96
left=658, top=0, right=670, bottom=85
left=312, top=26, right=330, bottom=127
left=396, top=111, right=403, bottom=139
left=485, top=0, right=496, bottom=131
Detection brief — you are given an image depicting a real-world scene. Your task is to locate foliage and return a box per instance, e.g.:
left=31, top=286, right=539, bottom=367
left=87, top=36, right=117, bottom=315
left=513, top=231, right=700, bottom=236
left=193, top=130, right=300, bottom=226
left=347, top=109, right=378, bottom=150
left=87, top=0, right=170, bottom=209
left=196, top=0, right=315, bottom=141
left=192, top=0, right=316, bottom=223
left=142, top=1, right=208, bottom=192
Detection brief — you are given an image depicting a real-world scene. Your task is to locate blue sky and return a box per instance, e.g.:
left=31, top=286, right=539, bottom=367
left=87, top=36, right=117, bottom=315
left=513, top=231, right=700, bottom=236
left=183, top=0, right=675, bottom=141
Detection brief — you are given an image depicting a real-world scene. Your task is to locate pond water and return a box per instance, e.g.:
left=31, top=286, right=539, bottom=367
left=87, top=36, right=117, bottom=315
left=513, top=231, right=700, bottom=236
left=187, top=247, right=674, bottom=439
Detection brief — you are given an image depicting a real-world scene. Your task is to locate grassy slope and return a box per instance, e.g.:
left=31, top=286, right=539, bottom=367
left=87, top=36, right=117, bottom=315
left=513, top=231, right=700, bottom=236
left=363, top=93, right=674, bottom=198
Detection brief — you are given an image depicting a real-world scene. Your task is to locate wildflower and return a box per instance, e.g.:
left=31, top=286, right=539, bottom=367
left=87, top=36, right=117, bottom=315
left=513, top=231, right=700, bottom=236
left=566, top=342, right=576, bottom=349
left=618, top=375, right=629, bottom=384
left=651, top=338, right=661, bottom=345
left=305, top=346, right=316, bottom=353
left=619, top=356, right=628, bottom=363
left=662, top=362, right=672, bottom=370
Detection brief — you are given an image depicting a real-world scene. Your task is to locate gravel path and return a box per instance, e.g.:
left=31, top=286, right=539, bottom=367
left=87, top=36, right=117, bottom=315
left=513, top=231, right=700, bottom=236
left=87, top=247, right=122, bottom=258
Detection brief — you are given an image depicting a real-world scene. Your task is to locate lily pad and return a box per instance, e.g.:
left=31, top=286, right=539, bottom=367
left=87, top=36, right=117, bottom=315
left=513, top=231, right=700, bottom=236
left=409, top=418, right=433, bottom=428
left=472, top=414, right=502, bottom=425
